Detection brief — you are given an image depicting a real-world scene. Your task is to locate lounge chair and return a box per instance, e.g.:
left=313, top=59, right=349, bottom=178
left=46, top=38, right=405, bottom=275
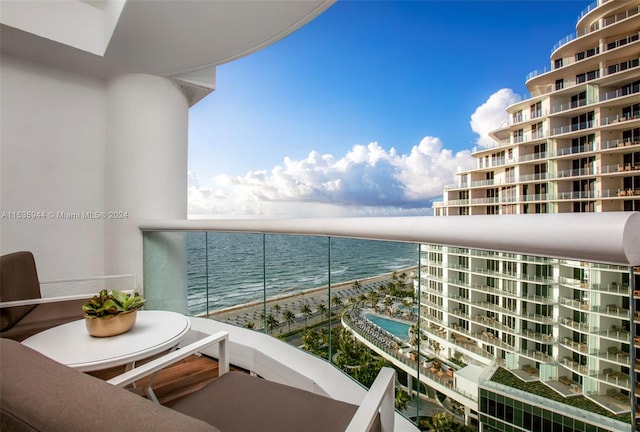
left=0, top=251, right=88, bottom=341
left=0, top=333, right=393, bottom=431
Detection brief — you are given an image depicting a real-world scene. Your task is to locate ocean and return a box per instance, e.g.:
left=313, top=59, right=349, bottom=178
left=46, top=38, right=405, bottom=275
left=186, top=232, right=418, bottom=315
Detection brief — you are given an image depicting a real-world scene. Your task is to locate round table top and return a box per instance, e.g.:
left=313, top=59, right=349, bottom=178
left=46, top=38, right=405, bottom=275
left=22, top=310, right=191, bottom=372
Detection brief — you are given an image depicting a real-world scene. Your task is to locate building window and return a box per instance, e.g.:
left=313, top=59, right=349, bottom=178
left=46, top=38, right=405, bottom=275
left=622, top=103, right=639, bottom=120
left=571, top=112, right=594, bottom=131
left=570, top=91, right=586, bottom=109
left=530, top=102, right=541, bottom=119
left=576, top=69, right=599, bottom=83
left=512, top=110, right=523, bottom=123
left=535, top=203, right=547, bottom=213
left=513, top=129, right=523, bottom=143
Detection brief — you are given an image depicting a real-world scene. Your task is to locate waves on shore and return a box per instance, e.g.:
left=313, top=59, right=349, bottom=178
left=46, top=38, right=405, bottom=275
left=187, top=232, right=417, bottom=316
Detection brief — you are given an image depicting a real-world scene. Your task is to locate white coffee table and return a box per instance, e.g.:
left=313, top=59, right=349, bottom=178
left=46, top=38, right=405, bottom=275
left=22, top=310, right=191, bottom=372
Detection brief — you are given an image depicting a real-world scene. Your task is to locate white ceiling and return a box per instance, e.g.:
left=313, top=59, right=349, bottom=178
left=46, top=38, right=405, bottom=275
left=1, top=0, right=334, bottom=81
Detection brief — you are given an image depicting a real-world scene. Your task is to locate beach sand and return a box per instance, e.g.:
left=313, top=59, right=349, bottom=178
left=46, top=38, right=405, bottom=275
left=206, top=266, right=417, bottom=329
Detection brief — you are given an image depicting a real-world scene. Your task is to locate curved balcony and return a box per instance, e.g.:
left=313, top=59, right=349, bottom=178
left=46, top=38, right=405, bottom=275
left=560, top=337, right=589, bottom=355
left=139, top=214, right=639, bottom=431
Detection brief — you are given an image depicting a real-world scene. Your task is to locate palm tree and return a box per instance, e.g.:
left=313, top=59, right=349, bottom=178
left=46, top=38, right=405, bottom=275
left=421, top=412, right=452, bottom=432
left=331, top=295, right=343, bottom=310
left=244, top=321, right=255, bottom=329
left=266, top=314, right=279, bottom=334
left=317, top=302, right=327, bottom=320
left=283, top=309, right=296, bottom=332
left=358, top=293, right=367, bottom=303
left=300, top=303, right=312, bottom=327
left=272, top=303, right=281, bottom=319
left=383, top=295, right=394, bottom=310
left=368, top=291, right=380, bottom=309
left=353, top=280, right=361, bottom=291
left=394, top=389, right=410, bottom=411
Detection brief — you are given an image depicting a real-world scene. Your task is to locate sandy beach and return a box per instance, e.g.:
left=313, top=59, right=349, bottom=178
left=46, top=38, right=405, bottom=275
left=207, top=266, right=417, bottom=330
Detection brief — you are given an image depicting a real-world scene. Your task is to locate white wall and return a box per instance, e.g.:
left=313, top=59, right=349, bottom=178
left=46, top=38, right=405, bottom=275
left=0, top=55, right=107, bottom=281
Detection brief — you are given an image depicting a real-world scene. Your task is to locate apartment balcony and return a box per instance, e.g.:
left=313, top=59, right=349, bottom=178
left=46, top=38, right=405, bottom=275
left=519, top=349, right=552, bottom=364
left=560, top=356, right=589, bottom=377
left=472, top=332, right=514, bottom=351
left=593, top=325, right=630, bottom=343
left=559, top=317, right=590, bottom=333
left=594, top=347, right=631, bottom=366
left=601, top=138, right=640, bottom=151
left=559, top=296, right=590, bottom=312
left=597, top=368, right=632, bottom=389
left=555, top=143, right=596, bottom=157
left=522, top=313, right=554, bottom=325
left=136, top=213, right=639, bottom=431
left=601, top=112, right=640, bottom=127
left=600, top=77, right=640, bottom=101
left=550, top=98, right=589, bottom=115
left=472, top=315, right=514, bottom=334
left=450, top=333, right=493, bottom=361
left=544, top=376, right=583, bottom=398
left=593, top=304, right=631, bottom=319
left=521, top=329, right=555, bottom=344
left=550, top=120, right=595, bottom=137
left=521, top=293, right=555, bottom=305
left=559, top=276, right=591, bottom=289
left=561, top=337, right=589, bottom=354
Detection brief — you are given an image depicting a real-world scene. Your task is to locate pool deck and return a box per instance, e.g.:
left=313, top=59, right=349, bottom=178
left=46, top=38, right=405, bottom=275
left=364, top=311, right=414, bottom=341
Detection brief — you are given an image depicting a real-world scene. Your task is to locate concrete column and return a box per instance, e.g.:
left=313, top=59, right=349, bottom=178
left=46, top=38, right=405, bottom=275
left=105, top=73, right=188, bottom=312
left=407, top=374, right=413, bottom=395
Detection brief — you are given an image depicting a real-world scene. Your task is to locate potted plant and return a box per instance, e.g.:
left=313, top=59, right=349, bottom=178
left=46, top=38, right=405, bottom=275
left=82, top=289, right=145, bottom=337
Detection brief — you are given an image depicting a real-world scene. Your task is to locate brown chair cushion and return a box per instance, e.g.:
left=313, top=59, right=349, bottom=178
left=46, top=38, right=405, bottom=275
left=172, top=371, right=381, bottom=432
left=0, top=298, right=86, bottom=341
left=0, top=338, right=220, bottom=432
left=0, top=252, right=42, bottom=330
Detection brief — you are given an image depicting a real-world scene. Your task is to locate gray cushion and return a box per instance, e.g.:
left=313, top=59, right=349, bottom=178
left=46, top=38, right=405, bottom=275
left=0, top=338, right=220, bottom=432
left=172, top=371, right=381, bottom=432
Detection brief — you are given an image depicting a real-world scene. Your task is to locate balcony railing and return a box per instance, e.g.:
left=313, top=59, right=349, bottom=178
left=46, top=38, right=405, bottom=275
left=140, top=213, right=639, bottom=430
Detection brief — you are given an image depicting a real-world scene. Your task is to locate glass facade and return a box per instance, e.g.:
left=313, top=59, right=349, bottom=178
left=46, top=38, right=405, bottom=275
left=480, top=388, right=618, bottom=432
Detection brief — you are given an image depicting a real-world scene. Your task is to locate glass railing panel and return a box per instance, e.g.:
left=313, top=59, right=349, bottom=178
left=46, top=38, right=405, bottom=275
left=143, top=228, right=638, bottom=432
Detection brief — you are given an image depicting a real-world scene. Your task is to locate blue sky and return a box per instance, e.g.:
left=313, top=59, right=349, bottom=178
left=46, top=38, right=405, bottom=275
left=188, top=0, right=590, bottom=218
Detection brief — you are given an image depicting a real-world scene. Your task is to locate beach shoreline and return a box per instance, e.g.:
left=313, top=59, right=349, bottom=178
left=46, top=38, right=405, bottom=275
left=203, top=266, right=417, bottom=327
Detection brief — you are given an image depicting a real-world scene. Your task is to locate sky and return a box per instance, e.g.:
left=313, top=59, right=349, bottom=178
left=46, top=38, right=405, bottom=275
left=187, top=0, right=591, bottom=218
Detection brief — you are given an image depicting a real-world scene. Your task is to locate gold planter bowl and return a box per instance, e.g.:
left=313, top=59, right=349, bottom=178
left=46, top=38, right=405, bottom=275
left=85, top=310, right=137, bottom=337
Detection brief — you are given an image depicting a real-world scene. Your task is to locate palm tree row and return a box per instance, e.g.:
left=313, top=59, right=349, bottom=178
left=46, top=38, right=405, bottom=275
left=243, top=300, right=331, bottom=333
left=301, top=326, right=412, bottom=411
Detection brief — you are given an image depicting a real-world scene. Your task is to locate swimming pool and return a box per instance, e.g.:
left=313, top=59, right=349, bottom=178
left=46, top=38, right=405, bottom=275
left=365, top=314, right=411, bottom=341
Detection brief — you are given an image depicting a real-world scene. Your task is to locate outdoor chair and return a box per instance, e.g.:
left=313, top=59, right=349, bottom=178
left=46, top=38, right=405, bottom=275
left=0, top=251, right=88, bottom=341
left=1, top=333, right=393, bottom=432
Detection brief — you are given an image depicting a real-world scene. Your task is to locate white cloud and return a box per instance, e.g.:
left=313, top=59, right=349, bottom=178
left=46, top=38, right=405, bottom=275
left=188, top=138, right=474, bottom=218
left=470, top=88, right=520, bottom=148
left=188, top=89, right=518, bottom=218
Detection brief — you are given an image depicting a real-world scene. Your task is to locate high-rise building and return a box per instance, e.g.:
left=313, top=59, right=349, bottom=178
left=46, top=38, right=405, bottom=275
left=423, top=1, right=639, bottom=430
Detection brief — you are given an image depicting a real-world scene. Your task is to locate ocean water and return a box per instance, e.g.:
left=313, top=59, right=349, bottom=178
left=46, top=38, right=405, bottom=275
left=187, top=232, right=417, bottom=315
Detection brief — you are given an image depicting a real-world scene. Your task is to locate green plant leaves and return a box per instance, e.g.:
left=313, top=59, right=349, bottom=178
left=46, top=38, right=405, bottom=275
left=82, top=289, right=145, bottom=318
